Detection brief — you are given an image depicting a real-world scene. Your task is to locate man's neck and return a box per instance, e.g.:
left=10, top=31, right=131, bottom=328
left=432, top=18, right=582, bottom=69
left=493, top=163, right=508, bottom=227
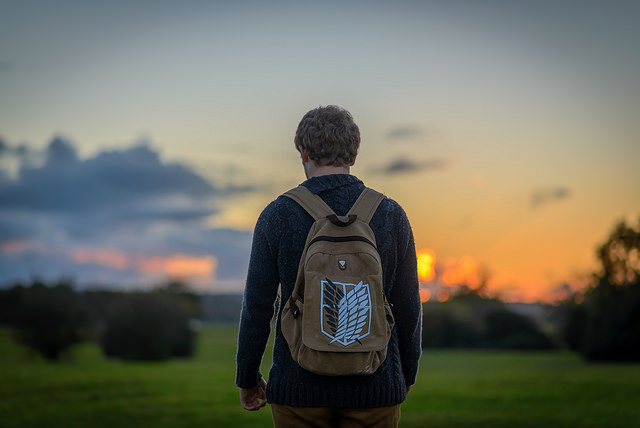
left=304, top=163, right=350, bottom=178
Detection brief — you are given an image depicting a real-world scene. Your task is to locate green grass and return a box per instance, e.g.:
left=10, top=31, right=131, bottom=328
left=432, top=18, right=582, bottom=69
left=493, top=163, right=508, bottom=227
left=0, top=326, right=638, bottom=427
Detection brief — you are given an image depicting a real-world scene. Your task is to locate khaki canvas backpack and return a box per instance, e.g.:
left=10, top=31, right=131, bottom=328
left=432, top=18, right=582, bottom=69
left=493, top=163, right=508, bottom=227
left=280, top=186, right=395, bottom=376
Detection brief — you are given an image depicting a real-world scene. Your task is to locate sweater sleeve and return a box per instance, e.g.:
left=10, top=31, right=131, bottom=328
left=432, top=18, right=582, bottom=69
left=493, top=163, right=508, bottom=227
left=389, top=208, right=422, bottom=387
left=235, top=204, right=280, bottom=389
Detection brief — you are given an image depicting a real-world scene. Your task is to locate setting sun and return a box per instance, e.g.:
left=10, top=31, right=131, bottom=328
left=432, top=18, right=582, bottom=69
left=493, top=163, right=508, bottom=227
left=416, top=249, right=436, bottom=283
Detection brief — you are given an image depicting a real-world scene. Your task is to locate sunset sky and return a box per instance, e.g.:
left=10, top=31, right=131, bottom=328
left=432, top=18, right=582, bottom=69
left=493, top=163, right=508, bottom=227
left=1, top=1, right=639, bottom=301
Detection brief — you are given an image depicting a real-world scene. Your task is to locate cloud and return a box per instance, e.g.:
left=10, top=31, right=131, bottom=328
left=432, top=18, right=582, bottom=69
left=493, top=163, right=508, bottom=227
left=0, top=136, right=256, bottom=291
left=386, top=125, right=423, bottom=140
left=0, top=61, right=11, bottom=72
left=0, top=222, right=252, bottom=289
left=372, top=158, right=448, bottom=175
left=0, top=137, right=30, bottom=159
left=530, top=186, right=572, bottom=208
left=70, top=248, right=219, bottom=290
left=0, top=137, right=218, bottom=215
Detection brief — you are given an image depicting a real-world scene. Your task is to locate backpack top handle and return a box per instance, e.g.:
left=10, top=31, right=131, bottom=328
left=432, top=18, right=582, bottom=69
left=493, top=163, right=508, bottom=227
left=283, top=186, right=384, bottom=225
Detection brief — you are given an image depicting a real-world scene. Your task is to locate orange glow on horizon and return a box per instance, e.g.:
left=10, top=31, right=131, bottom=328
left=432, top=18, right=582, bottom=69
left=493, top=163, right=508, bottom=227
left=72, top=248, right=129, bottom=270
left=138, top=254, right=216, bottom=278
left=0, top=241, right=30, bottom=253
left=441, top=255, right=480, bottom=289
left=419, top=288, right=431, bottom=302
left=416, top=249, right=436, bottom=283
left=71, top=248, right=217, bottom=281
left=436, top=288, right=451, bottom=302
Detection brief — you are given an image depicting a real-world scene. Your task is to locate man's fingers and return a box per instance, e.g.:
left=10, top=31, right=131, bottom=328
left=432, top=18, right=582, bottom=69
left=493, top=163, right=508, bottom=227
left=242, top=397, right=264, bottom=411
left=255, top=388, right=267, bottom=409
left=241, top=394, right=257, bottom=410
left=241, top=390, right=268, bottom=411
left=243, top=403, right=259, bottom=411
left=239, top=380, right=268, bottom=411
left=257, top=387, right=266, bottom=400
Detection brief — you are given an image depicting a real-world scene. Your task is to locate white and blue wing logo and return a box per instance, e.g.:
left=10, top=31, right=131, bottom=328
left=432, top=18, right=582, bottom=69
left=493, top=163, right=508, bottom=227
left=321, top=279, right=371, bottom=346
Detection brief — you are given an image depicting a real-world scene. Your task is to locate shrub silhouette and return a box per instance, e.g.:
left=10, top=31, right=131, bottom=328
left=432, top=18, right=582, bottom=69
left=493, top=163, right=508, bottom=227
left=562, top=302, right=588, bottom=351
left=422, top=303, right=482, bottom=348
left=422, top=294, right=555, bottom=350
left=12, top=281, right=88, bottom=360
left=484, top=308, right=556, bottom=350
left=101, top=293, right=196, bottom=360
left=563, top=218, right=640, bottom=361
left=0, top=283, right=26, bottom=326
left=578, top=280, right=640, bottom=361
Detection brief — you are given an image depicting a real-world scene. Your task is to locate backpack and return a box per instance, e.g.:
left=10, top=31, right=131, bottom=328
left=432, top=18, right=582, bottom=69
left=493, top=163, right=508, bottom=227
left=280, top=185, right=395, bottom=376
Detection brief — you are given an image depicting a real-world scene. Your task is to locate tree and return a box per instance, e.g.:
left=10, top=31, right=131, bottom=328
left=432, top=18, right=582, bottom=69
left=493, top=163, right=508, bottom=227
left=100, top=292, right=197, bottom=361
left=484, top=308, right=556, bottom=350
left=422, top=294, right=556, bottom=350
left=0, top=283, right=26, bottom=326
left=596, top=220, right=640, bottom=286
left=12, top=281, right=89, bottom=360
left=563, top=218, right=640, bottom=361
left=561, top=302, right=588, bottom=351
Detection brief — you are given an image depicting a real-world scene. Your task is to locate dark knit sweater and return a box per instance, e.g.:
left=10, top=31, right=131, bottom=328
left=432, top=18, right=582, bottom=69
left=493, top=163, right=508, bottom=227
left=236, top=174, right=422, bottom=408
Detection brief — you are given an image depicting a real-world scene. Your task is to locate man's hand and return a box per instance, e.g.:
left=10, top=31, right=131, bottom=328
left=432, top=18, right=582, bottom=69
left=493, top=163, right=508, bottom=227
left=406, top=385, right=412, bottom=395
left=239, top=378, right=267, bottom=411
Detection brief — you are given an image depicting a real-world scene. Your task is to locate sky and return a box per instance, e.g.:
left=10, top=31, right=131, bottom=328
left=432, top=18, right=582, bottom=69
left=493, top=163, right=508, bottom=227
left=1, top=0, right=639, bottom=301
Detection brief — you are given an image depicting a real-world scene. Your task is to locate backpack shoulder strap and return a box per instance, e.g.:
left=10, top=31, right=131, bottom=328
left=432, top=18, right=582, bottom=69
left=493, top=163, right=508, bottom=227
left=282, top=185, right=335, bottom=220
left=347, top=188, right=385, bottom=224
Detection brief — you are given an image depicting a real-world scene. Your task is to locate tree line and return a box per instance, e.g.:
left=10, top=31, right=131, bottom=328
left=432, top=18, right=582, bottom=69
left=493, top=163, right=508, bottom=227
left=561, top=219, right=640, bottom=361
left=0, top=218, right=638, bottom=362
left=0, top=281, right=200, bottom=361
left=422, top=217, right=640, bottom=361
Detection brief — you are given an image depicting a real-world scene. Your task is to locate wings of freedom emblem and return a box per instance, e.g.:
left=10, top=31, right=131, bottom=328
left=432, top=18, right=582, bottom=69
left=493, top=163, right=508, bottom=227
left=320, top=278, right=372, bottom=346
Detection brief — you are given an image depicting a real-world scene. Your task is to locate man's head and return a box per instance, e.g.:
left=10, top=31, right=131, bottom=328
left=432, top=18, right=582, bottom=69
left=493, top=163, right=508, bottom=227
left=294, top=105, right=360, bottom=167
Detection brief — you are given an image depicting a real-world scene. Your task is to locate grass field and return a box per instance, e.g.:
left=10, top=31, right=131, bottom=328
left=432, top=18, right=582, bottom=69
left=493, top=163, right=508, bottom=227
left=1, top=326, right=639, bottom=428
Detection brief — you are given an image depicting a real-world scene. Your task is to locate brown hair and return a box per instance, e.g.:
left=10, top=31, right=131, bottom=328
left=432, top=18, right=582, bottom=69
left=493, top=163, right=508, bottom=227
left=294, top=105, right=360, bottom=167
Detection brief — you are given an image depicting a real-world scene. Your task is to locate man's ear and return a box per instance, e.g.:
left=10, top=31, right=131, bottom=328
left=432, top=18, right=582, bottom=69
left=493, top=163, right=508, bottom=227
left=350, top=157, right=356, bottom=166
left=300, top=147, right=309, bottom=162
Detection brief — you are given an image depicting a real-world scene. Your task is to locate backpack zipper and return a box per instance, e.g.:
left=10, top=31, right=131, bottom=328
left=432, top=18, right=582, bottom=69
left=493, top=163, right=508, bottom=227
left=308, top=235, right=377, bottom=249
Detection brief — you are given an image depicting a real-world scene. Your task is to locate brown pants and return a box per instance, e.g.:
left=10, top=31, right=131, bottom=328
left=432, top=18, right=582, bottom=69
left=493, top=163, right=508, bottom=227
left=271, top=403, right=401, bottom=428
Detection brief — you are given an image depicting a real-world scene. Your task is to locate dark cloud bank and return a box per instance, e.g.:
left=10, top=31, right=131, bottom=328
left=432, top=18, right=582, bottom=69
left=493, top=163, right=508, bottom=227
left=1, top=137, right=220, bottom=213
left=0, top=137, right=256, bottom=289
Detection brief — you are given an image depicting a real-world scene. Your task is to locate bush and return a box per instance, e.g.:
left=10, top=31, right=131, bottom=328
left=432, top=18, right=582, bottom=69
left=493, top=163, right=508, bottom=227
left=12, top=281, right=89, bottom=360
left=0, top=284, right=26, bottom=326
left=422, top=296, right=556, bottom=350
left=578, top=282, right=640, bottom=361
left=562, top=218, right=640, bottom=361
left=562, top=302, right=588, bottom=351
left=484, top=308, right=556, bottom=350
left=100, top=293, right=196, bottom=360
left=422, top=304, right=482, bottom=348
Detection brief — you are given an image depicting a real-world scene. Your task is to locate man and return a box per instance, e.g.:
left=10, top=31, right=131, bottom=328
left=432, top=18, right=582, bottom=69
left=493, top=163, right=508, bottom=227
left=236, top=105, right=422, bottom=427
